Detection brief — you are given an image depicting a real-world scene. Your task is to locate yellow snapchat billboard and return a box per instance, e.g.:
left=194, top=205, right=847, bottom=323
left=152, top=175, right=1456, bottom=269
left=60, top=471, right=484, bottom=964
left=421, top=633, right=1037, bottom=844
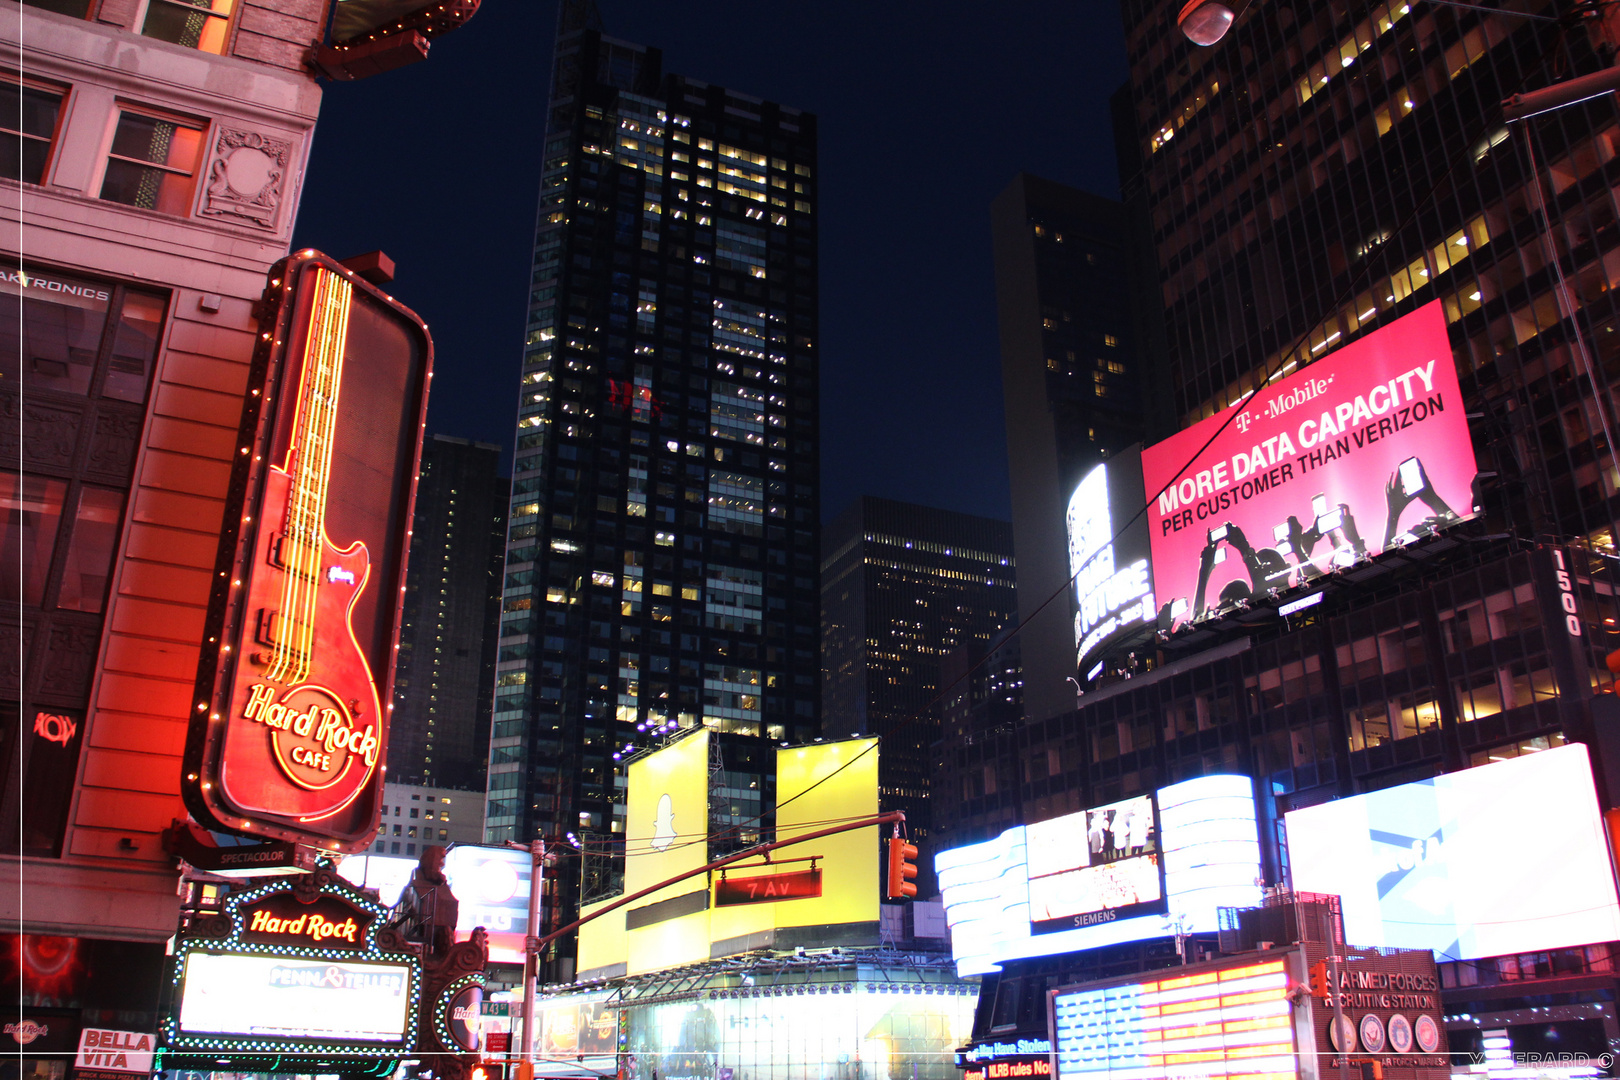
left=577, top=734, right=882, bottom=979
left=624, top=728, right=710, bottom=974
left=775, top=737, right=879, bottom=928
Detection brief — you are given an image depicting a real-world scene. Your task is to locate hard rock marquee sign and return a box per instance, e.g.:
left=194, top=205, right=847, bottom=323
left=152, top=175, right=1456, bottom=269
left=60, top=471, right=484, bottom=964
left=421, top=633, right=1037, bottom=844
left=182, top=251, right=432, bottom=849
left=160, top=868, right=423, bottom=1070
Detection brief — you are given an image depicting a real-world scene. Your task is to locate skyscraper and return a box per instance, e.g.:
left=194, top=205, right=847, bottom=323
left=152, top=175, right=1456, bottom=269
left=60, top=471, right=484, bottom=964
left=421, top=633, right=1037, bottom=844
left=820, top=497, right=1016, bottom=850
left=391, top=435, right=507, bottom=793
left=484, top=6, right=821, bottom=966
left=991, top=175, right=1150, bottom=723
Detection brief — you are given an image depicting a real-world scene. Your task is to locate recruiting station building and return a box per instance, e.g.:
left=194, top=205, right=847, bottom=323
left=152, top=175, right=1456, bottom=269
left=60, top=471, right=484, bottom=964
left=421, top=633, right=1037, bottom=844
left=531, top=732, right=976, bottom=1080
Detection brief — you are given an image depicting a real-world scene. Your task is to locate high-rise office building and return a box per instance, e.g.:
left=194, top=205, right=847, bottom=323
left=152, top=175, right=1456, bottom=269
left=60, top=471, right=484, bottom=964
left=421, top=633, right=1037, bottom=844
left=821, top=497, right=1016, bottom=848
left=944, top=0, right=1620, bottom=1063
left=483, top=6, right=821, bottom=966
left=391, top=435, right=507, bottom=793
left=990, top=175, right=1149, bottom=723
left=932, top=630, right=1023, bottom=854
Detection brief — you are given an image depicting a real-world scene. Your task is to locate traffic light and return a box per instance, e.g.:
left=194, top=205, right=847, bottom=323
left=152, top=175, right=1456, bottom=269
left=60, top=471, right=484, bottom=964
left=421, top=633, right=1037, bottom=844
left=886, top=835, right=919, bottom=900
left=1360, top=1062, right=1384, bottom=1080
left=1308, top=960, right=1330, bottom=1000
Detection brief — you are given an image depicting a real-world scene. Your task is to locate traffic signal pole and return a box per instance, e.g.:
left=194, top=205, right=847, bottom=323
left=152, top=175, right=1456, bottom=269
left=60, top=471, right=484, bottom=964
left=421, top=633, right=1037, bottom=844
left=525, top=810, right=907, bottom=960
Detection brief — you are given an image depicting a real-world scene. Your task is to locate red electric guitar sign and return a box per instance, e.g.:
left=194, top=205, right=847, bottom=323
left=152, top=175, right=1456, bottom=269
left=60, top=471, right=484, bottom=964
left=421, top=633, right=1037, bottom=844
left=184, top=251, right=431, bottom=849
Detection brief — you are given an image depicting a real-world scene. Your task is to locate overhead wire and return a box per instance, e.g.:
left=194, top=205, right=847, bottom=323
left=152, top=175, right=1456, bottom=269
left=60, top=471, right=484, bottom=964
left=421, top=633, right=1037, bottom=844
left=569, top=0, right=1583, bottom=868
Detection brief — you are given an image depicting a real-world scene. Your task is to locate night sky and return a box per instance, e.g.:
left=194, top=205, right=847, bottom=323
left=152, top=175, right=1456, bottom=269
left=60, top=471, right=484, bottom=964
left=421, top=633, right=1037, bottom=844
left=291, top=1, right=1130, bottom=524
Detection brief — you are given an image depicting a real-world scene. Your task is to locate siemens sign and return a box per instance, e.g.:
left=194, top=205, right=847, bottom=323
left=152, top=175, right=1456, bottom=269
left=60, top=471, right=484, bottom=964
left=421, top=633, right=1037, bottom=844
left=1066, top=448, right=1155, bottom=682
left=936, top=774, right=1262, bottom=977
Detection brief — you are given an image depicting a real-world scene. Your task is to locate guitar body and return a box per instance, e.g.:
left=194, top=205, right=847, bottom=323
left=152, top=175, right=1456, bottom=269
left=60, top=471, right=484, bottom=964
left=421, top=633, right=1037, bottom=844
left=217, top=458, right=384, bottom=824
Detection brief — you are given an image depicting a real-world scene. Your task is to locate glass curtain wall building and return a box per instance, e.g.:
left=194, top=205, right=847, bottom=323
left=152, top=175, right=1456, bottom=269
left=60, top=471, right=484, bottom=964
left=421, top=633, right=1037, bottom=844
left=990, top=175, right=1149, bottom=723
left=484, top=4, right=821, bottom=968
left=939, top=0, right=1620, bottom=1058
left=1118, top=0, right=1620, bottom=552
left=390, top=435, right=506, bottom=793
left=820, top=497, right=1017, bottom=853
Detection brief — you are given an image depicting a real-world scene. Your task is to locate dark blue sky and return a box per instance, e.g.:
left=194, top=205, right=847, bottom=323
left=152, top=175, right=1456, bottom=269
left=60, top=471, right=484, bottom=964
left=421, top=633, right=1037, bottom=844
left=292, top=1, right=1130, bottom=523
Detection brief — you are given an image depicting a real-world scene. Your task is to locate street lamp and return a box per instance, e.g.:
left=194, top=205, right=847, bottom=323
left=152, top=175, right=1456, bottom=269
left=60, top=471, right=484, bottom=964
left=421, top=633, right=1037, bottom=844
left=1177, top=0, right=1238, bottom=46
left=1177, top=0, right=1557, bottom=47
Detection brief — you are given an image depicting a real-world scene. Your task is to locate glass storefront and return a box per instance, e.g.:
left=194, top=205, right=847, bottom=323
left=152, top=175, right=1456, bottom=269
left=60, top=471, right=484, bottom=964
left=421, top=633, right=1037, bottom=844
left=538, top=985, right=974, bottom=1080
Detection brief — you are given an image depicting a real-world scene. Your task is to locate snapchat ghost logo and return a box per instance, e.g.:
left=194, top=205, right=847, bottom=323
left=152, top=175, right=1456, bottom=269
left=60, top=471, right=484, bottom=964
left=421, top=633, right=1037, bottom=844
left=650, top=792, right=677, bottom=851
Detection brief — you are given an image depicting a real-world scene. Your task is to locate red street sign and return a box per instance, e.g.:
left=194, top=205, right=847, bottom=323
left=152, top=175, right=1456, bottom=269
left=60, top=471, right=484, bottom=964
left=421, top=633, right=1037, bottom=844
left=714, top=868, right=822, bottom=906
left=485, top=1033, right=510, bottom=1054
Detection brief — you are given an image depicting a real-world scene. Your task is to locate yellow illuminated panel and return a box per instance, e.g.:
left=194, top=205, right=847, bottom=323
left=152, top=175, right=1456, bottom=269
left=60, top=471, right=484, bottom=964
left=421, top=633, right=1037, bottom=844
left=623, top=729, right=710, bottom=895
left=623, top=730, right=711, bottom=976
left=772, top=737, right=880, bottom=930
left=578, top=733, right=883, bottom=977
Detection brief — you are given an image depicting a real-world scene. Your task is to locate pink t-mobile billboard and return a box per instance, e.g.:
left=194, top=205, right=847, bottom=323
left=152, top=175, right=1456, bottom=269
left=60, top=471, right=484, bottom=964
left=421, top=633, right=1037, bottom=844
left=1142, top=301, right=1477, bottom=627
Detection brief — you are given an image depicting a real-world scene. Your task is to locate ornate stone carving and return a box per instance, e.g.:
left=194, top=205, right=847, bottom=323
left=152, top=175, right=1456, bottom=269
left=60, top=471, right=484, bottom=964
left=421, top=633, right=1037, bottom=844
left=200, top=128, right=294, bottom=229
left=0, top=619, right=23, bottom=695
left=21, top=400, right=81, bottom=469
left=86, top=406, right=142, bottom=481
left=38, top=620, right=99, bottom=698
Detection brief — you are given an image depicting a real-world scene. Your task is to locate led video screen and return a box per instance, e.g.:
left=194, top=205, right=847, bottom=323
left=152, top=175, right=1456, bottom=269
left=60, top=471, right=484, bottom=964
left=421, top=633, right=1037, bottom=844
left=1067, top=452, right=1155, bottom=679
left=1141, top=301, right=1476, bottom=630
left=1051, top=957, right=1293, bottom=1080
left=1026, top=794, right=1163, bottom=931
left=337, top=845, right=535, bottom=965
left=176, top=951, right=413, bottom=1043
left=1285, top=743, right=1620, bottom=960
left=937, top=775, right=1261, bottom=976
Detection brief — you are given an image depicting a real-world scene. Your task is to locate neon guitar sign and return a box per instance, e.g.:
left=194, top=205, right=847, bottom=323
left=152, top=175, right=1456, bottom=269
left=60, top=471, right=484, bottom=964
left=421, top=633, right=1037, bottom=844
left=185, top=252, right=431, bottom=849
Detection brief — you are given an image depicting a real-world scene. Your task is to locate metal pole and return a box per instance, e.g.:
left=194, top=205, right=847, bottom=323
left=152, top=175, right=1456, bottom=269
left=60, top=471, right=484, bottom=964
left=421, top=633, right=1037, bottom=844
left=1322, top=904, right=1350, bottom=1080
left=517, top=839, right=544, bottom=1076
left=527, top=809, right=907, bottom=956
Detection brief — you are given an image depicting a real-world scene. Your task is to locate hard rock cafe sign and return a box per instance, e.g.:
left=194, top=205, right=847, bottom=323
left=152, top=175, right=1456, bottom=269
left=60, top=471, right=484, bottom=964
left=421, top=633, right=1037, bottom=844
left=239, top=888, right=374, bottom=950
left=182, top=251, right=432, bottom=849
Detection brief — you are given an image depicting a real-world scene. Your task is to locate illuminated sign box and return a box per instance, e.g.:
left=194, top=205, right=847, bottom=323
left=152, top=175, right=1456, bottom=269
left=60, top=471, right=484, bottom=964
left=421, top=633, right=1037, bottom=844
left=1285, top=742, right=1620, bottom=960
left=937, top=775, right=1262, bottom=977
left=1140, top=300, right=1477, bottom=630
left=159, top=871, right=420, bottom=1068
left=183, top=251, right=433, bottom=850
left=176, top=952, right=413, bottom=1042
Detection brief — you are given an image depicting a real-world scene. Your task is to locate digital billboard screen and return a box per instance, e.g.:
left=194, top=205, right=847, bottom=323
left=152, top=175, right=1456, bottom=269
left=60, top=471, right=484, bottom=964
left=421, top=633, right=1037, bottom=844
left=1141, top=301, right=1476, bottom=628
left=1050, top=957, right=1294, bottom=1080
left=937, top=775, right=1261, bottom=976
left=1285, top=743, right=1620, bottom=960
left=337, top=845, right=535, bottom=965
left=1026, top=794, right=1163, bottom=932
left=175, top=951, right=413, bottom=1044
left=1067, top=451, right=1155, bottom=679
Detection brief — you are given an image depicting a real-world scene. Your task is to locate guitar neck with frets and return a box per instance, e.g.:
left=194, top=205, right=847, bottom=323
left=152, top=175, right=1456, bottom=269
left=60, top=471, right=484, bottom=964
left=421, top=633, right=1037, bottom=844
left=257, top=267, right=352, bottom=685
